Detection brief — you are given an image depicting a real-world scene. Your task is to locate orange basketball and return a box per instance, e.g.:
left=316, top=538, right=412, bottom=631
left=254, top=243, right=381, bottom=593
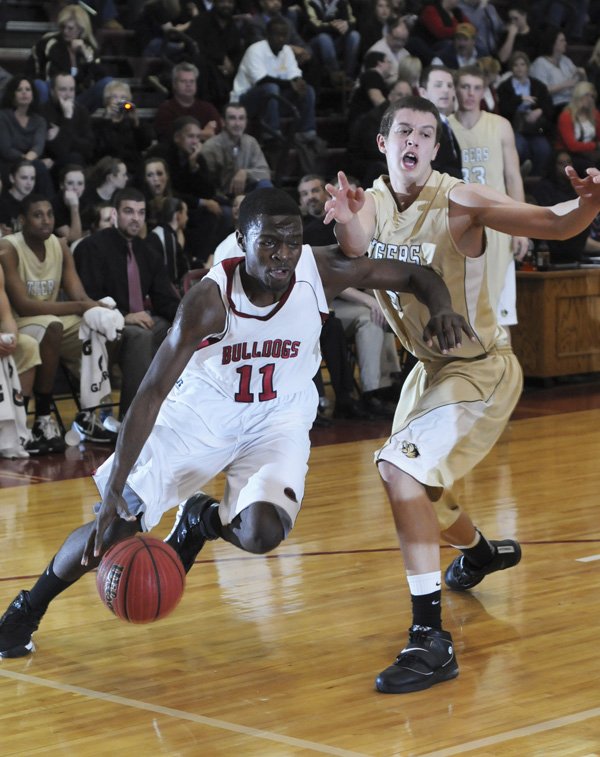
left=96, top=536, right=185, bottom=623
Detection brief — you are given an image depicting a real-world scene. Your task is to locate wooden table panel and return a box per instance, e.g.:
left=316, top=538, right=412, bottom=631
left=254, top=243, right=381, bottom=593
left=513, top=269, right=600, bottom=377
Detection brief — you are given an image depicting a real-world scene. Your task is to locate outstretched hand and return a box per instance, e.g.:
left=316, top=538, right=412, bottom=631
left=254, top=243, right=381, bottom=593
left=423, top=310, right=476, bottom=354
left=565, top=165, right=600, bottom=204
left=323, top=171, right=366, bottom=225
left=81, top=494, right=136, bottom=565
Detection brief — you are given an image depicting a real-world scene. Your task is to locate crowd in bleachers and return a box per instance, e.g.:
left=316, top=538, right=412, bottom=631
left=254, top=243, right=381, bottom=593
left=0, top=0, right=600, bottom=457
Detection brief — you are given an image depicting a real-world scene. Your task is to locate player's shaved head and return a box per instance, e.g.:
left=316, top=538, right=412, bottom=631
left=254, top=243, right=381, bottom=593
left=238, top=188, right=301, bottom=236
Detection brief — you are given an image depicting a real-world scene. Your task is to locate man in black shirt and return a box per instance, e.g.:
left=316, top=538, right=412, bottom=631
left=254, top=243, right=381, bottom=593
left=418, top=65, right=463, bottom=180
left=40, top=73, right=94, bottom=170
left=147, top=116, right=229, bottom=265
left=74, top=188, right=180, bottom=419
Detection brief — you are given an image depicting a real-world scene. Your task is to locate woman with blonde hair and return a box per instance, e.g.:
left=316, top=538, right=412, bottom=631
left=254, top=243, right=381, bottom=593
left=91, top=81, right=154, bottom=174
left=396, top=56, right=422, bottom=92
left=556, top=81, right=600, bottom=172
left=30, top=4, right=111, bottom=111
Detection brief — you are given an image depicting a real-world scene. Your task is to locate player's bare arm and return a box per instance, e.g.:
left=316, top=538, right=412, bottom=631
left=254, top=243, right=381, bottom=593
left=323, top=171, right=376, bottom=257
left=315, top=246, right=475, bottom=353
left=59, top=240, right=100, bottom=310
left=83, top=280, right=227, bottom=562
left=448, top=167, right=600, bottom=245
left=0, top=241, right=95, bottom=317
left=498, top=116, right=529, bottom=259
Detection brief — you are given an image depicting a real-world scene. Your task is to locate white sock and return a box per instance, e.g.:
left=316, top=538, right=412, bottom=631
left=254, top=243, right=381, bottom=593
left=407, top=571, right=442, bottom=596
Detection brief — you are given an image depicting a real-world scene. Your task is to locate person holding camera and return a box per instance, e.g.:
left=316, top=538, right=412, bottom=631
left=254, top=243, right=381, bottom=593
left=91, top=80, right=154, bottom=176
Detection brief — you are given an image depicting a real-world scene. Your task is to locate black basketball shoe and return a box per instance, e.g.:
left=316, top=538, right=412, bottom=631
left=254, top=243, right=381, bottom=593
left=164, top=493, right=219, bottom=573
left=375, top=625, right=459, bottom=694
left=445, top=539, right=522, bottom=591
left=0, top=590, right=43, bottom=658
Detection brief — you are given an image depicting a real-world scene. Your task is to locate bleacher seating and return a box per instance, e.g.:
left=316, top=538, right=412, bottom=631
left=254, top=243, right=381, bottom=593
left=3, top=0, right=596, bottom=189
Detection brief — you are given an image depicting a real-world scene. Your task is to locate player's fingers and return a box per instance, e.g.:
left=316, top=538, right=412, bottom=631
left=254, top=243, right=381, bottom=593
left=441, top=317, right=458, bottom=350
left=82, top=526, right=97, bottom=565
left=323, top=208, right=336, bottom=225
left=423, top=323, right=448, bottom=353
left=337, top=170, right=348, bottom=189
left=116, top=500, right=136, bottom=522
left=324, top=182, right=337, bottom=198
left=451, top=320, right=463, bottom=348
left=461, top=319, right=477, bottom=341
left=93, top=512, right=113, bottom=557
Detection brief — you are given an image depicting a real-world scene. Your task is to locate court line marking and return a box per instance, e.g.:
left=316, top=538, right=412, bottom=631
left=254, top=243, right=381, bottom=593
left=418, top=706, right=600, bottom=757
left=576, top=554, right=600, bottom=562
left=0, top=668, right=369, bottom=757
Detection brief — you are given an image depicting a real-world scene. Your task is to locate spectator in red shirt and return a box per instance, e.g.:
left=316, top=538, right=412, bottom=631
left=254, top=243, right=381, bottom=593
left=153, top=62, right=222, bottom=143
left=413, top=0, right=470, bottom=58
left=556, top=81, right=600, bottom=173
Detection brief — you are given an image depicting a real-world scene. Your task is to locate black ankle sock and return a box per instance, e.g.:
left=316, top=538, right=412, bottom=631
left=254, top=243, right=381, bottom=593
left=28, top=559, right=75, bottom=614
left=411, top=590, right=442, bottom=629
left=34, top=393, right=53, bottom=418
left=462, top=530, right=496, bottom=568
left=203, top=502, right=222, bottom=540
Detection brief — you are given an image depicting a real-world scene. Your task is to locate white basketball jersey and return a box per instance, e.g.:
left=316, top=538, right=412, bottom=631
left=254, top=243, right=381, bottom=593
left=170, top=245, right=328, bottom=405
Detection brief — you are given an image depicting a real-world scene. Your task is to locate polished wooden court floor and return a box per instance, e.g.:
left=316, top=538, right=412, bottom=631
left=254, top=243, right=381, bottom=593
left=1, top=380, right=600, bottom=756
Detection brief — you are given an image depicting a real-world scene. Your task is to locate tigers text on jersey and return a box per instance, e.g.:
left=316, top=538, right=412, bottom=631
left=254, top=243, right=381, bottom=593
left=366, top=171, right=507, bottom=362
left=169, top=245, right=329, bottom=406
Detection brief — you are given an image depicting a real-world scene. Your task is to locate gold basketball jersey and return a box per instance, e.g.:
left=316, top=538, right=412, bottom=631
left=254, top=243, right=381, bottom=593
left=366, top=171, right=506, bottom=362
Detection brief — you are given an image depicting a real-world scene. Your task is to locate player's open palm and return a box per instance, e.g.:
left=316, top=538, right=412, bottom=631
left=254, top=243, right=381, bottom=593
left=423, top=310, right=476, bottom=354
left=324, top=171, right=366, bottom=225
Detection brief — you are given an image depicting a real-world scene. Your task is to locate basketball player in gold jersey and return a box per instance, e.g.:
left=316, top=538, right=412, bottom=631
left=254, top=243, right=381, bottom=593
left=449, top=65, right=529, bottom=328
left=324, top=95, right=600, bottom=693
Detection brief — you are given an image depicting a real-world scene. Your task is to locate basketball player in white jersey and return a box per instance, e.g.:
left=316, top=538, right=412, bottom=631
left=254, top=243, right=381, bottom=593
left=324, top=96, right=600, bottom=693
left=0, top=188, right=473, bottom=659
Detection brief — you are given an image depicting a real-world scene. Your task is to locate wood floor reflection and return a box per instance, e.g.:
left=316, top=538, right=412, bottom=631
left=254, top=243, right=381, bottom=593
left=1, top=404, right=599, bottom=755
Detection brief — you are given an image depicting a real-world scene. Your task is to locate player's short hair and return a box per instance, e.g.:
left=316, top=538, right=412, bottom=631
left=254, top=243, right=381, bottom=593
left=455, top=64, right=485, bottom=85
left=20, top=193, right=52, bottom=216
left=379, top=95, right=442, bottom=142
left=238, top=188, right=300, bottom=235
